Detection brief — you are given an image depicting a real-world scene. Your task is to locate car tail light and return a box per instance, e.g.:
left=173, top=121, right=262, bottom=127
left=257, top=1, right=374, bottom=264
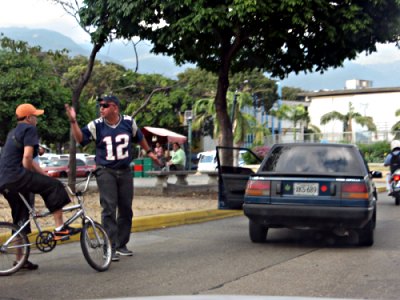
left=393, top=174, right=400, bottom=182
left=341, top=182, right=369, bottom=199
left=245, top=179, right=271, bottom=196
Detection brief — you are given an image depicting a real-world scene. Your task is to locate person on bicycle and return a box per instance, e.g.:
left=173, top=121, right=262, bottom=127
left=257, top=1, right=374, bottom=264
left=0, top=103, right=80, bottom=269
left=384, top=139, right=400, bottom=195
left=65, top=95, right=160, bottom=262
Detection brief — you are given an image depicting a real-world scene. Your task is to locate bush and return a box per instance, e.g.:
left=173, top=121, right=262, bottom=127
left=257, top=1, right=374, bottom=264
left=243, top=145, right=271, bottom=164
left=357, top=141, right=390, bottom=163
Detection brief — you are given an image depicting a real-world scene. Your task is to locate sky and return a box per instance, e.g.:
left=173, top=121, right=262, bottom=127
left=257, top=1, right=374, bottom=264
left=1, top=0, right=400, bottom=65
left=0, top=0, right=90, bottom=44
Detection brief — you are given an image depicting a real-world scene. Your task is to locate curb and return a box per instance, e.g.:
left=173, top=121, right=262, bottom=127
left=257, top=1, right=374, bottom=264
left=377, top=186, right=386, bottom=193
left=132, top=209, right=243, bottom=232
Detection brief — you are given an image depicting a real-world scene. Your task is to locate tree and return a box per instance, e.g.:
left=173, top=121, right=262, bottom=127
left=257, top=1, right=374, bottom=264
left=282, top=87, right=307, bottom=101
left=320, top=102, right=377, bottom=142
left=391, top=109, right=400, bottom=139
left=0, top=36, right=71, bottom=147
left=80, top=0, right=400, bottom=163
left=193, top=91, right=265, bottom=147
left=270, top=104, right=310, bottom=141
left=50, top=0, right=137, bottom=188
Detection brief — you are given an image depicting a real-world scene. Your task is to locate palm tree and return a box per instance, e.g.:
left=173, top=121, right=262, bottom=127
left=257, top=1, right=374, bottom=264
left=320, top=102, right=377, bottom=142
left=391, top=109, right=400, bottom=139
left=270, top=104, right=310, bottom=141
left=193, top=91, right=269, bottom=146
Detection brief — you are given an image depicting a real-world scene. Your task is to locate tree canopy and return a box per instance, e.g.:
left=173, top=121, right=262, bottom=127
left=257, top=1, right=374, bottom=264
left=0, top=36, right=71, bottom=147
left=79, top=0, right=400, bottom=159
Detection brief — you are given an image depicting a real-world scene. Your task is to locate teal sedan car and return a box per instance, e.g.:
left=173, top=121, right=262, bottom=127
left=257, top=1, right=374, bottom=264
left=217, top=143, right=382, bottom=246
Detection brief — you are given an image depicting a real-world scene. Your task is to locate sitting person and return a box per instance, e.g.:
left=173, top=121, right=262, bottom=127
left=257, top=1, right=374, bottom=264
left=167, top=142, right=186, bottom=170
left=0, top=104, right=80, bottom=270
left=154, top=142, right=166, bottom=168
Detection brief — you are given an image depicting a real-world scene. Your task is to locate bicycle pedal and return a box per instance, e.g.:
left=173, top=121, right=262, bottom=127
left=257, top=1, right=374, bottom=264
left=54, top=235, right=70, bottom=241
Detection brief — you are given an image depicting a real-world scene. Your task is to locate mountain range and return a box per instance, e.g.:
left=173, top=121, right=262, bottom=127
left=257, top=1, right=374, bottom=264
left=1, top=27, right=399, bottom=91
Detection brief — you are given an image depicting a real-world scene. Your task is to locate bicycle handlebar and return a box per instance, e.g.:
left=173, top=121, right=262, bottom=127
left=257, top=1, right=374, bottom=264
left=64, top=168, right=99, bottom=196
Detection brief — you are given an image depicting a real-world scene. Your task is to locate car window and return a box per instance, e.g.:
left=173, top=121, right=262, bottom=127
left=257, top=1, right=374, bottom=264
left=260, top=144, right=364, bottom=174
left=200, top=155, right=214, bottom=163
left=76, top=159, right=85, bottom=166
left=86, top=159, right=96, bottom=166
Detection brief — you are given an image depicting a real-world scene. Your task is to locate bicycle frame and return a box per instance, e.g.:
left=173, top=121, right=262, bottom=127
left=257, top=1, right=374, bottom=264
left=0, top=169, right=112, bottom=274
left=2, top=171, right=98, bottom=251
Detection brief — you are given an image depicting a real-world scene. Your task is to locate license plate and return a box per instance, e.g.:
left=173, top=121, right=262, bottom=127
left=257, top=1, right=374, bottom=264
left=293, top=182, right=319, bottom=196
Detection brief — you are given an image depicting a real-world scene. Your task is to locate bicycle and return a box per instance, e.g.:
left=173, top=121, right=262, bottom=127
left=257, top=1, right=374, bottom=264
left=0, top=170, right=112, bottom=275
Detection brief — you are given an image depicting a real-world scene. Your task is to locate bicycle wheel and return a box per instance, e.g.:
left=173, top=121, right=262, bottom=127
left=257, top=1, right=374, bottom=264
left=80, top=221, right=111, bottom=272
left=0, top=222, right=30, bottom=276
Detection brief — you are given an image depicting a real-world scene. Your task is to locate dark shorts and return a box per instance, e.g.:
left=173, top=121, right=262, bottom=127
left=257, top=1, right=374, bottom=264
left=1, top=170, right=70, bottom=214
left=3, top=190, right=33, bottom=234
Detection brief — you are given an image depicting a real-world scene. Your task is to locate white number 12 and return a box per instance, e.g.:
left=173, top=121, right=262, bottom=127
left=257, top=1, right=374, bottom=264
left=103, top=134, right=130, bottom=161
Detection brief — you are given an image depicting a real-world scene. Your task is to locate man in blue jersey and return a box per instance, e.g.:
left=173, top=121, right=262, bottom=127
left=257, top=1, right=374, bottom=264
left=65, top=95, right=160, bottom=261
left=0, top=104, right=80, bottom=270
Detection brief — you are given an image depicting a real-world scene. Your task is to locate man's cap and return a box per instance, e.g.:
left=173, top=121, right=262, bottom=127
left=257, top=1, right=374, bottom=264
left=16, top=103, right=44, bottom=119
left=98, top=95, right=120, bottom=106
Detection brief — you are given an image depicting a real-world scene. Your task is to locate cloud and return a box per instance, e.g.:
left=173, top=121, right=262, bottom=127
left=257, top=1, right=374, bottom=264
left=355, top=43, right=400, bottom=65
left=0, top=0, right=89, bottom=43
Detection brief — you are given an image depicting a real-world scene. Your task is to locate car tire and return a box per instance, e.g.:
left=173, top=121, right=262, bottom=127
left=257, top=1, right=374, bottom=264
left=60, top=172, right=68, bottom=178
left=358, top=208, right=375, bottom=246
left=249, top=220, right=268, bottom=243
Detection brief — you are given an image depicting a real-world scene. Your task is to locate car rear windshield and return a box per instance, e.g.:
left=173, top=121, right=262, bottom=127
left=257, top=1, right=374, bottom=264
left=260, top=144, right=364, bottom=174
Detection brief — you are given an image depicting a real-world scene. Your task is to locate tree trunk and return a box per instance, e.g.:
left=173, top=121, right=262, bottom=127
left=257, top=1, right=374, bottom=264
left=215, top=64, right=233, bottom=166
left=68, top=42, right=103, bottom=191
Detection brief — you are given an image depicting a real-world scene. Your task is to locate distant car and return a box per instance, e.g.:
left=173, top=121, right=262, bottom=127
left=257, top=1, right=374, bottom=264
left=86, top=158, right=96, bottom=168
left=217, top=143, right=382, bottom=246
left=198, top=150, right=245, bottom=172
left=43, top=158, right=95, bottom=178
left=38, top=156, right=50, bottom=168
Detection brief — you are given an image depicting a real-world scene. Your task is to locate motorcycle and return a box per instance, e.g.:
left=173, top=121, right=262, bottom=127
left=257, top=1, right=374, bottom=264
left=390, top=169, right=400, bottom=205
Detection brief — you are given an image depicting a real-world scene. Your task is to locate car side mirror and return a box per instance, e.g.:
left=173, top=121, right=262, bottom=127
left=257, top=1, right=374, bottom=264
left=370, top=170, right=383, bottom=178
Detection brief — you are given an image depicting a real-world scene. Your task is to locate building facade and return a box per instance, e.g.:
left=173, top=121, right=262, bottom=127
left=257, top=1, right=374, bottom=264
left=304, top=86, right=400, bottom=143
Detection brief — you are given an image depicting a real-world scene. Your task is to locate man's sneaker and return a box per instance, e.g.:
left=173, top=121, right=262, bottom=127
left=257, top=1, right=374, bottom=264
left=111, top=252, right=120, bottom=262
left=116, top=246, right=133, bottom=256
left=14, top=260, right=39, bottom=270
left=54, top=225, right=81, bottom=241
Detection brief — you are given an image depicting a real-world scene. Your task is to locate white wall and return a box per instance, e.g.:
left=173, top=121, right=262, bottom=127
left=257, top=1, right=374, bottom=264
left=308, top=92, right=400, bottom=134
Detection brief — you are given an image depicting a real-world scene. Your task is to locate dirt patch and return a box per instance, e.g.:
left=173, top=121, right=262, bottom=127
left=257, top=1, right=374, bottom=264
left=0, top=192, right=218, bottom=229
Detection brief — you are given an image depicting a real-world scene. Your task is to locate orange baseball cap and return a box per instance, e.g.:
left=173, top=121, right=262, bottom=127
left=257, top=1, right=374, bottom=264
left=15, top=104, right=44, bottom=118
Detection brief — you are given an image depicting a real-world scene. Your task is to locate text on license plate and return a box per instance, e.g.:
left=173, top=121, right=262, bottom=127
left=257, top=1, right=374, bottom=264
left=293, top=183, right=319, bottom=196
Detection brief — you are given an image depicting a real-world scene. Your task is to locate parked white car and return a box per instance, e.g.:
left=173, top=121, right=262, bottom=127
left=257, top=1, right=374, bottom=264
left=197, top=150, right=245, bottom=172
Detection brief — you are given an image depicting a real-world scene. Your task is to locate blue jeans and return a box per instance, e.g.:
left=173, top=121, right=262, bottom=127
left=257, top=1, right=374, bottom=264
left=95, top=167, right=133, bottom=251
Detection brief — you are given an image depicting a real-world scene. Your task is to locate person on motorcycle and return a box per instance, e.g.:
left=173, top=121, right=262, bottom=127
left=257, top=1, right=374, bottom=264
left=384, top=140, right=400, bottom=195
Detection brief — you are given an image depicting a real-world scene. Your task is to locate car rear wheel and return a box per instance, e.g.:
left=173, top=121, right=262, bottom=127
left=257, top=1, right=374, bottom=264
left=358, top=209, right=376, bottom=246
left=249, top=220, right=268, bottom=243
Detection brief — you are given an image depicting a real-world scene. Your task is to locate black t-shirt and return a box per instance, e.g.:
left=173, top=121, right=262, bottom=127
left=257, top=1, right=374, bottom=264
left=0, top=123, right=39, bottom=188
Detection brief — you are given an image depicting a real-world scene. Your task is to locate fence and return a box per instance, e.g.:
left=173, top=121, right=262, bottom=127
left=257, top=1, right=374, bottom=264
left=243, top=130, right=399, bottom=147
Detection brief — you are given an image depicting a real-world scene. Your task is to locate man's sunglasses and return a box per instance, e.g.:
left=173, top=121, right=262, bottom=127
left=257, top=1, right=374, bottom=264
left=99, top=102, right=113, bottom=108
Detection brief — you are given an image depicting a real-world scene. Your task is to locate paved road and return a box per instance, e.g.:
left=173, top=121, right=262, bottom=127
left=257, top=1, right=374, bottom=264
left=2, top=192, right=399, bottom=300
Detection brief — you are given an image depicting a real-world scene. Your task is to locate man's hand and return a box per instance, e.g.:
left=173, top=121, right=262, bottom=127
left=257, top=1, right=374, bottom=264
left=148, top=152, right=162, bottom=166
left=65, top=104, right=77, bottom=122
